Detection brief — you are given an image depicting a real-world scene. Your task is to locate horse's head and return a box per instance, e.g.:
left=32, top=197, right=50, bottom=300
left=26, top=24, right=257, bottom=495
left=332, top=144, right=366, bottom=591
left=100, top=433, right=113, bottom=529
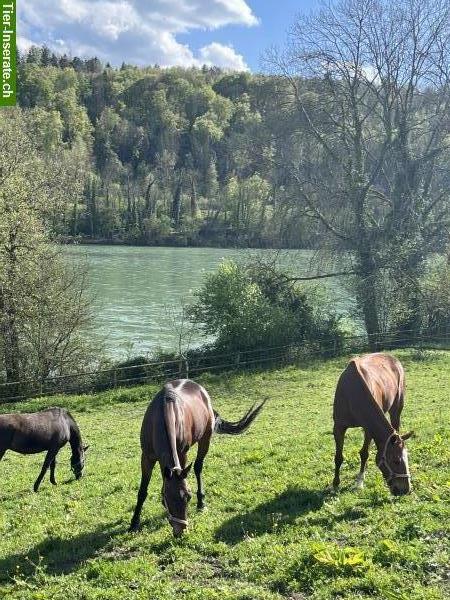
left=162, top=464, right=193, bottom=537
left=71, top=444, right=89, bottom=480
left=376, top=432, right=413, bottom=495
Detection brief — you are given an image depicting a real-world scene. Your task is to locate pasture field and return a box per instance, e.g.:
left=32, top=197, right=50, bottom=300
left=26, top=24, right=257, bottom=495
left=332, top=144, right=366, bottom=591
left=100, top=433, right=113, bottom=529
left=0, top=350, right=449, bottom=600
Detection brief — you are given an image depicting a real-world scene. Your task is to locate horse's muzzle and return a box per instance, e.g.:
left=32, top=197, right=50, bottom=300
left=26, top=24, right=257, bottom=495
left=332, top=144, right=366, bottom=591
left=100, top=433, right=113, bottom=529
left=390, top=480, right=411, bottom=496
left=391, top=486, right=410, bottom=496
left=171, top=522, right=187, bottom=537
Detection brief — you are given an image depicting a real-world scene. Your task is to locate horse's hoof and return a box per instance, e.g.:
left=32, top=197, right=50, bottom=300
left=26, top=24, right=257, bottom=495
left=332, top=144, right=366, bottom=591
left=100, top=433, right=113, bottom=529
left=197, top=504, right=207, bottom=511
left=51, top=481, right=57, bottom=486
left=128, top=523, right=140, bottom=533
left=33, top=486, right=39, bottom=493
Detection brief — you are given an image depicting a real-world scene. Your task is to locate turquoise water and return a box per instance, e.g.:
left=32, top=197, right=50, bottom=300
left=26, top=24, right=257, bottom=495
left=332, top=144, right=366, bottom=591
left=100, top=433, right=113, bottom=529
left=65, top=246, right=353, bottom=358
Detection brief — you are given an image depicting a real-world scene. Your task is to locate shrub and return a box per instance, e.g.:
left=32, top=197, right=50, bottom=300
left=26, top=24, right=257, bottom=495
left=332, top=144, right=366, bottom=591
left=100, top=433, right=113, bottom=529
left=188, top=259, right=344, bottom=353
left=418, top=256, right=450, bottom=334
left=378, top=256, right=450, bottom=340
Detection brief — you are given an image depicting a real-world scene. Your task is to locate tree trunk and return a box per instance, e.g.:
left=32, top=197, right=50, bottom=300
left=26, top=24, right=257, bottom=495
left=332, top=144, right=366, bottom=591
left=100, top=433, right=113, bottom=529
left=0, top=228, right=22, bottom=390
left=71, top=199, right=78, bottom=236
left=172, top=181, right=182, bottom=227
left=190, top=176, right=198, bottom=218
left=356, top=250, right=381, bottom=350
left=0, top=288, right=20, bottom=385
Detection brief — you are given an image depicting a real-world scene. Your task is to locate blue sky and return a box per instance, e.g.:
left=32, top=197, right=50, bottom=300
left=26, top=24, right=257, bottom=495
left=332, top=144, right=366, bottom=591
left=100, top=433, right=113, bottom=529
left=19, top=0, right=320, bottom=71
left=179, top=0, right=319, bottom=71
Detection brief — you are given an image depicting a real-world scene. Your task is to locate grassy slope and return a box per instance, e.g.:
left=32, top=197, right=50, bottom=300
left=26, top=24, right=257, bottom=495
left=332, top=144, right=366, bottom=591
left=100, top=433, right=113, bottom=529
left=0, top=350, right=449, bottom=600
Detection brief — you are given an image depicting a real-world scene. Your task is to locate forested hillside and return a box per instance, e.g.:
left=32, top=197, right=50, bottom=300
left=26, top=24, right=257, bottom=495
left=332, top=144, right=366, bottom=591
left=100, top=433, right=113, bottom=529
left=13, top=15, right=450, bottom=340
left=17, top=48, right=307, bottom=248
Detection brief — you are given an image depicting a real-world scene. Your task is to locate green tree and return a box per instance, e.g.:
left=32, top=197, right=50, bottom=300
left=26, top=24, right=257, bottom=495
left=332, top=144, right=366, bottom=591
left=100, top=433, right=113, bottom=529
left=189, top=260, right=342, bottom=352
left=0, top=110, right=95, bottom=390
left=271, top=0, right=450, bottom=343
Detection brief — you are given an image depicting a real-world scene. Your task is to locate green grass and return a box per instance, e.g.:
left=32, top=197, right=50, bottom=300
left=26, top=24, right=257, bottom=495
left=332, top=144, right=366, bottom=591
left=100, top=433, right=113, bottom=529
left=0, top=350, right=449, bottom=599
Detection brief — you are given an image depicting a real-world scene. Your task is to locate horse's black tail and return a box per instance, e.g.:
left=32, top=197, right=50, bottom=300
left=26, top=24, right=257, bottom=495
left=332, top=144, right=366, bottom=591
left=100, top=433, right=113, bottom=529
left=213, top=401, right=266, bottom=435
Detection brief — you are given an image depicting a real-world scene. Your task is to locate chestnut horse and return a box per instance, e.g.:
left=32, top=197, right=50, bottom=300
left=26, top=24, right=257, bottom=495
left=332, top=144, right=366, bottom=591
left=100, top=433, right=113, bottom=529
left=129, top=379, right=265, bottom=536
left=333, top=353, right=413, bottom=496
left=0, top=407, right=88, bottom=492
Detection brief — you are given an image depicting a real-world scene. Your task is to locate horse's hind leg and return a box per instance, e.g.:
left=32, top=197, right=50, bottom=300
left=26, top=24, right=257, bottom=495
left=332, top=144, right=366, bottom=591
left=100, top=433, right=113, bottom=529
left=194, top=435, right=211, bottom=510
left=49, top=458, right=57, bottom=485
left=332, top=425, right=346, bottom=490
left=356, top=430, right=371, bottom=489
left=129, top=453, right=155, bottom=532
left=34, top=448, right=59, bottom=492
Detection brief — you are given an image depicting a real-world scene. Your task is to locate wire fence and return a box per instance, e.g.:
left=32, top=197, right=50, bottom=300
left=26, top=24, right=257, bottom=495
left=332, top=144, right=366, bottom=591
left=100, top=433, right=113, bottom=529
left=1, top=328, right=450, bottom=403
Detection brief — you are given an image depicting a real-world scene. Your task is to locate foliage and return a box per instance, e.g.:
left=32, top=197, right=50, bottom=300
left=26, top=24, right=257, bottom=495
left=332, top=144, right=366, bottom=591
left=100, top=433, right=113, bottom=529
left=417, top=257, right=450, bottom=334
left=0, top=109, right=96, bottom=387
left=15, top=48, right=309, bottom=248
left=17, top=21, right=450, bottom=343
left=375, top=256, right=450, bottom=336
left=270, top=0, right=450, bottom=341
left=0, top=350, right=448, bottom=599
left=312, top=543, right=366, bottom=573
left=188, top=260, right=344, bottom=352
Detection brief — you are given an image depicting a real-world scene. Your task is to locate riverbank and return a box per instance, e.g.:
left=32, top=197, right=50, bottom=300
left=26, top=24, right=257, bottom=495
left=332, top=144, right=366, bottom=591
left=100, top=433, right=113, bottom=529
left=59, top=235, right=309, bottom=250
left=0, top=350, right=448, bottom=599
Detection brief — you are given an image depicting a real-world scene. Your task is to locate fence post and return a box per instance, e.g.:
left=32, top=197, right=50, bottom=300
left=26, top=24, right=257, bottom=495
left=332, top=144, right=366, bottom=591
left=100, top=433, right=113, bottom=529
left=113, top=368, right=117, bottom=389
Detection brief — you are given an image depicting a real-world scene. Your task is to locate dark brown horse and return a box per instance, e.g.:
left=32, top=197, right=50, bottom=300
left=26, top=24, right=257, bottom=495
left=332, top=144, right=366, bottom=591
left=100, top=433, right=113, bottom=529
left=0, top=407, right=88, bottom=491
left=333, top=353, right=413, bottom=496
left=129, top=378, right=265, bottom=536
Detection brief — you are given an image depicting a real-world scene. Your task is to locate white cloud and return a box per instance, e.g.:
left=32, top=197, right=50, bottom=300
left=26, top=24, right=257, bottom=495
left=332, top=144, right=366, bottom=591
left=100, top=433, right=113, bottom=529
left=19, top=0, right=257, bottom=70
left=199, top=42, right=249, bottom=71
left=17, top=36, right=34, bottom=53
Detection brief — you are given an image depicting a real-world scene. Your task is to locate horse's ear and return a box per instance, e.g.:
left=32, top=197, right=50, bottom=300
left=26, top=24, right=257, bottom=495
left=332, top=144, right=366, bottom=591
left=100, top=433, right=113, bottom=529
left=401, top=431, right=414, bottom=441
left=83, top=445, right=90, bottom=452
left=163, top=466, right=173, bottom=479
left=180, top=463, right=192, bottom=479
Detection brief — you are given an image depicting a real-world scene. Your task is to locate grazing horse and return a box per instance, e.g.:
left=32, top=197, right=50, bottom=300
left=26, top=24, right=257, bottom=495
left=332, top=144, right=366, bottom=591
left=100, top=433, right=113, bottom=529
left=0, top=407, right=88, bottom=492
left=333, top=353, right=413, bottom=496
left=129, top=379, right=265, bottom=537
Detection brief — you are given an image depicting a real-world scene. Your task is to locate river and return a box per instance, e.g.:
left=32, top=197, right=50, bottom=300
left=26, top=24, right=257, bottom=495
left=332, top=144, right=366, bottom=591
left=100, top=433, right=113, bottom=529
left=65, top=246, right=354, bottom=359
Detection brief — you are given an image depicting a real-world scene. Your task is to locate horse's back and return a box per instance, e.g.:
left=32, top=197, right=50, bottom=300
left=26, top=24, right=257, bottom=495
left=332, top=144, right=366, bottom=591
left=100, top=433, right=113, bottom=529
left=0, top=407, right=71, bottom=454
left=354, top=353, right=404, bottom=407
left=140, top=379, right=214, bottom=454
left=334, top=353, right=404, bottom=426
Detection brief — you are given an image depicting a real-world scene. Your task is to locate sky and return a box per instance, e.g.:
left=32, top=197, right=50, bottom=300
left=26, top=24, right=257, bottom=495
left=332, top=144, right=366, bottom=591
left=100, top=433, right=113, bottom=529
left=19, top=0, right=320, bottom=72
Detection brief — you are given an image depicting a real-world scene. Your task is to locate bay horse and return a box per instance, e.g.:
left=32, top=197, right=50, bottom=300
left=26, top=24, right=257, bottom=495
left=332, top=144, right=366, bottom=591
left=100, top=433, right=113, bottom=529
left=333, top=353, right=413, bottom=496
left=0, top=407, right=88, bottom=492
left=129, top=379, right=265, bottom=537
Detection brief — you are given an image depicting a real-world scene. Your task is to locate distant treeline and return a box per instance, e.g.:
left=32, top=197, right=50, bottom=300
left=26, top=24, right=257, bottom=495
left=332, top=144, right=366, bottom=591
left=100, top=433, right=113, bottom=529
left=17, top=46, right=310, bottom=248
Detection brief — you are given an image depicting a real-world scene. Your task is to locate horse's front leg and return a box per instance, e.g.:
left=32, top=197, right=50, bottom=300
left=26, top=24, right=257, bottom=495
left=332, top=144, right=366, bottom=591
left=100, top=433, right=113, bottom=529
left=194, top=436, right=211, bottom=510
left=129, top=453, right=156, bottom=532
left=356, top=430, right=371, bottom=489
left=49, top=458, right=57, bottom=485
left=332, top=425, right=346, bottom=490
left=34, top=448, right=59, bottom=492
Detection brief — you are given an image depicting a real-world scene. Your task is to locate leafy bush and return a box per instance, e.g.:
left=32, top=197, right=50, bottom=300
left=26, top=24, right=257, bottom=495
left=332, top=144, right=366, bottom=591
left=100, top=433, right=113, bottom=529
left=378, top=256, right=450, bottom=339
left=418, top=256, right=450, bottom=334
left=188, top=259, right=344, bottom=353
